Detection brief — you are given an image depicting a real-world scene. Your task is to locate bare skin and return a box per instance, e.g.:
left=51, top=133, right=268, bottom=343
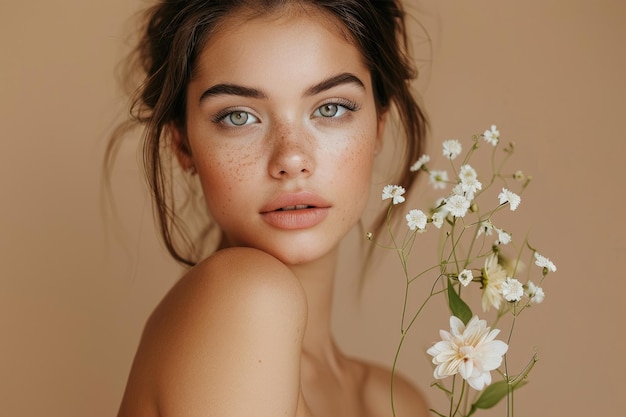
left=118, top=248, right=427, bottom=417
left=117, top=7, right=429, bottom=417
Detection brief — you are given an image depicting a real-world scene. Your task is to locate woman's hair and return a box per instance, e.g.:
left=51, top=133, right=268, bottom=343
left=106, top=0, right=428, bottom=266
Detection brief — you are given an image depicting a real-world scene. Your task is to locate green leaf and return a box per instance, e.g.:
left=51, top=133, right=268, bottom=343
left=472, top=380, right=509, bottom=410
left=468, top=380, right=528, bottom=415
left=447, top=278, right=472, bottom=325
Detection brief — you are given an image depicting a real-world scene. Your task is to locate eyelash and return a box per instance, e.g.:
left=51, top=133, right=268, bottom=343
left=314, top=99, right=360, bottom=119
left=211, top=108, right=258, bottom=126
left=211, top=99, right=360, bottom=127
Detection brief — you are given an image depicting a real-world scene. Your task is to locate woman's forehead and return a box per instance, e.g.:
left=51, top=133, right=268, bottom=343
left=189, top=9, right=370, bottom=96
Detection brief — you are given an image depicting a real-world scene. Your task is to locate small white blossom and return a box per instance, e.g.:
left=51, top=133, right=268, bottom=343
left=483, top=124, right=500, bottom=146
left=458, top=269, right=473, bottom=287
left=455, top=179, right=482, bottom=200
left=410, top=154, right=430, bottom=172
left=501, top=277, right=524, bottom=302
left=534, top=252, right=557, bottom=272
left=451, top=183, right=465, bottom=197
left=382, top=185, right=406, bottom=205
left=429, top=170, right=449, bottom=190
left=459, top=164, right=478, bottom=182
left=445, top=194, right=471, bottom=218
left=495, top=227, right=511, bottom=245
left=427, top=316, right=508, bottom=391
left=451, top=165, right=482, bottom=200
left=481, top=254, right=507, bottom=312
left=524, top=281, right=545, bottom=304
left=442, top=139, right=462, bottom=160
left=498, top=188, right=521, bottom=211
left=406, top=209, right=427, bottom=231
left=477, top=220, right=494, bottom=237
left=431, top=211, right=445, bottom=229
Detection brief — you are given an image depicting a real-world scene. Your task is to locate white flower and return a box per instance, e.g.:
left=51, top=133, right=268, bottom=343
left=449, top=165, right=482, bottom=200
left=429, top=170, right=449, bottom=190
left=498, top=188, right=521, bottom=211
left=442, top=139, right=462, bottom=160
left=444, top=194, right=471, bottom=218
left=382, top=185, right=406, bottom=205
left=481, top=254, right=507, bottom=312
left=477, top=220, right=494, bottom=237
left=431, top=211, right=445, bottom=229
left=495, top=227, right=511, bottom=245
left=483, top=125, right=500, bottom=146
left=534, top=252, right=557, bottom=272
left=458, top=269, right=473, bottom=287
left=459, top=179, right=482, bottom=200
left=410, top=154, right=430, bottom=172
left=427, top=315, right=509, bottom=391
left=524, top=281, right=545, bottom=304
left=501, top=277, right=524, bottom=302
left=459, top=164, right=478, bottom=182
left=406, top=209, right=427, bottom=231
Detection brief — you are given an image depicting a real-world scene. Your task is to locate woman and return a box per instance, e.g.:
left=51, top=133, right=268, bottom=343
left=112, top=0, right=429, bottom=415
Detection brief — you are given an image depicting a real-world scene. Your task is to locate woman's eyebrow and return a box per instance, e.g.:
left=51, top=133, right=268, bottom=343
left=198, top=72, right=365, bottom=104
left=199, top=84, right=267, bottom=103
left=304, top=73, right=365, bottom=96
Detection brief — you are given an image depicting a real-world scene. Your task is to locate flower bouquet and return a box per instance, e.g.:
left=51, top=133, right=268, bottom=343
left=375, top=125, right=556, bottom=416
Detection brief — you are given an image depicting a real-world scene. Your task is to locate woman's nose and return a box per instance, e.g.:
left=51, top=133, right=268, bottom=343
left=267, top=124, right=315, bottom=179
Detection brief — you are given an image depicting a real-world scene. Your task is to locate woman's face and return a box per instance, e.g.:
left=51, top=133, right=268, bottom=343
left=179, top=9, right=384, bottom=265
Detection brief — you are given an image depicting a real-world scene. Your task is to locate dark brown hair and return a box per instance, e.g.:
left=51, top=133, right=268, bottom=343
left=106, top=0, right=428, bottom=266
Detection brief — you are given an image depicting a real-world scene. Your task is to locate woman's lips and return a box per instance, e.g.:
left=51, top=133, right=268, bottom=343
left=260, top=192, right=330, bottom=230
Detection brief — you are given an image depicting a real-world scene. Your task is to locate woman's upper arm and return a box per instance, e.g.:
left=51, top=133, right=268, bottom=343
left=118, top=247, right=308, bottom=417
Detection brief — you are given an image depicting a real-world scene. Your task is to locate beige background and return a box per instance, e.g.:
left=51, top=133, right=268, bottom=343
left=1, top=0, right=624, bottom=416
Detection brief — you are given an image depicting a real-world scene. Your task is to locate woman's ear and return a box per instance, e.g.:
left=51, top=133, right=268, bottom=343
left=375, top=110, right=388, bottom=155
left=170, top=123, right=195, bottom=174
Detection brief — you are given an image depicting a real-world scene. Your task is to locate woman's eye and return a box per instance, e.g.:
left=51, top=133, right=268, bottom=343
left=220, top=111, right=258, bottom=126
left=314, top=103, right=350, bottom=118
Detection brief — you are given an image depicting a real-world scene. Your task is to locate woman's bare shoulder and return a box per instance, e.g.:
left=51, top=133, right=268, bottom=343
left=360, top=361, right=429, bottom=417
left=160, top=246, right=307, bottom=317
left=118, top=247, right=308, bottom=417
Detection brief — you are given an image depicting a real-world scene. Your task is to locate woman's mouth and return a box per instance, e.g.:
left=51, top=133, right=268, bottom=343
left=276, top=205, right=313, bottom=211
left=260, top=193, right=330, bottom=230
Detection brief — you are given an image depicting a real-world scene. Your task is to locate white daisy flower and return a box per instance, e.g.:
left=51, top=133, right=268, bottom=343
left=409, top=154, right=430, bottom=172
left=477, top=220, right=494, bottom=237
left=381, top=184, right=406, bottom=205
left=458, top=269, right=473, bottom=287
left=501, top=277, right=524, bottom=302
left=406, top=209, right=427, bottom=231
left=460, top=164, right=478, bottom=182
left=524, top=281, right=545, bottom=304
left=498, top=188, right=521, bottom=211
left=431, top=211, right=445, bottom=229
left=429, top=170, right=449, bottom=190
left=534, top=252, right=557, bottom=272
left=442, top=139, right=462, bottom=160
left=455, top=179, right=482, bottom=200
left=427, top=315, right=508, bottom=391
left=481, top=254, right=507, bottom=312
left=444, top=194, right=471, bottom=218
left=495, top=227, right=511, bottom=245
left=483, top=124, right=500, bottom=146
